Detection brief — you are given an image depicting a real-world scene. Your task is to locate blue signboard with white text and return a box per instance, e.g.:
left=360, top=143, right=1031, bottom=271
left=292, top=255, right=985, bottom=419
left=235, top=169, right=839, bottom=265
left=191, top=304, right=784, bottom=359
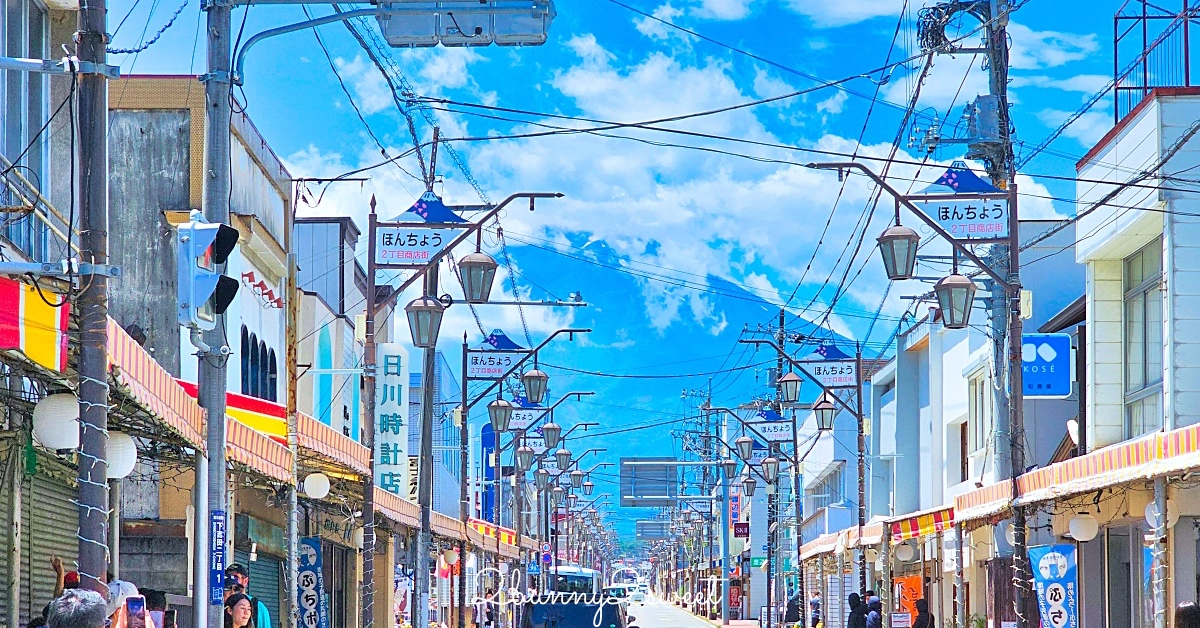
left=1022, top=333, right=1072, bottom=398
left=1029, top=544, right=1078, bottom=628
left=297, top=537, right=330, bottom=628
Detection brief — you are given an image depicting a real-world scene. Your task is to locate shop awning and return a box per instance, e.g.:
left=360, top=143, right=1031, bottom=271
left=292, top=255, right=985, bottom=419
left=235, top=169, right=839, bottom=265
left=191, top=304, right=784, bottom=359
left=798, top=522, right=886, bottom=561
left=177, top=380, right=286, bottom=444
left=226, top=415, right=292, bottom=484
left=1014, top=431, right=1162, bottom=506
left=298, top=411, right=371, bottom=476
left=953, top=480, right=1013, bottom=524
left=889, top=505, right=954, bottom=542
left=469, top=518, right=517, bottom=546
left=374, top=486, right=420, bottom=529
left=799, top=533, right=839, bottom=561
left=108, top=319, right=206, bottom=451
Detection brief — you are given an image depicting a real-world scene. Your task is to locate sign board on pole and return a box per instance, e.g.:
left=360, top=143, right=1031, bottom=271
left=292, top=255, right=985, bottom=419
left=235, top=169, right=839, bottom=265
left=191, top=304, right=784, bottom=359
left=209, top=510, right=227, bottom=605
left=1022, top=334, right=1073, bottom=398
left=745, top=420, right=795, bottom=442
left=297, top=537, right=330, bottom=628
left=914, top=197, right=1009, bottom=239
left=510, top=406, right=548, bottom=432
left=466, top=350, right=526, bottom=380
left=528, top=563, right=541, bottom=576
left=891, top=614, right=913, bottom=628
left=373, top=225, right=467, bottom=267
left=1029, top=544, right=1078, bottom=628
left=802, top=360, right=858, bottom=388
left=734, top=522, right=750, bottom=538
left=375, top=343, right=410, bottom=496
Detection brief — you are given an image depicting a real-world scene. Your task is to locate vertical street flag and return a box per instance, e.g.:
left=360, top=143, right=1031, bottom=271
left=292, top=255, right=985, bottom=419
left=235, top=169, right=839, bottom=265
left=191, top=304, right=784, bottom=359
left=1028, top=544, right=1078, bottom=628
left=297, top=537, right=330, bottom=628
left=0, top=276, right=69, bottom=372
left=376, top=343, right=410, bottom=495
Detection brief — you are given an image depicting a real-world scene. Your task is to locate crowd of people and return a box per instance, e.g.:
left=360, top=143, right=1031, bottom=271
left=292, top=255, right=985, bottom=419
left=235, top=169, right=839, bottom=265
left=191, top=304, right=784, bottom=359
left=32, top=559, right=275, bottom=628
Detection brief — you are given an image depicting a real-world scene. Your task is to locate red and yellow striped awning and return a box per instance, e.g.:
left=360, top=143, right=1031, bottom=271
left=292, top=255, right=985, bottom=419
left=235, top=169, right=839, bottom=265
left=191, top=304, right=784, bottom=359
left=108, top=320, right=206, bottom=450
left=0, top=276, right=69, bottom=373
left=890, top=506, right=954, bottom=542
left=177, top=380, right=287, bottom=444
left=469, top=517, right=517, bottom=546
left=226, top=415, right=292, bottom=484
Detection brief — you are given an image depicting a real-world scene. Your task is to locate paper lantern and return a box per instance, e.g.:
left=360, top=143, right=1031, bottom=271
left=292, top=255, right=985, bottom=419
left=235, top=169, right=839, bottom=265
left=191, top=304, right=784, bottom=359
left=107, top=431, right=138, bottom=479
left=32, top=393, right=80, bottom=450
left=303, top=473, right=331, bottom=499
left=1068, top=514, right=1098, bottom=542
left=894, top=542, right=915, bottom=562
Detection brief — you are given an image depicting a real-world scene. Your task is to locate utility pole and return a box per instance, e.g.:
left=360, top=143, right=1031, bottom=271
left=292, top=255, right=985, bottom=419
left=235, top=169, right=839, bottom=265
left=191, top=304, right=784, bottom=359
left=416, top=265, right=439, bottom=628
left=76, top=0, right=110, bottom=593
left=855, top=342, right=866, bottom=595
left=458, top=333, right=469, bottom=628
left=285, top=182, right=301, bottom=628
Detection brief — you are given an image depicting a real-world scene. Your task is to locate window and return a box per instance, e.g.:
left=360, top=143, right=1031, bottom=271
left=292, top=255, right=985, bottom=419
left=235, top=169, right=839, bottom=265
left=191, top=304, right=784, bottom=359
left=2, top=0, right=49, bottom=261
left=248, top=333, right=260, bottom=398
left=807, top=466, right=843, bottom=513
left=967, top=370, right=991, bottom=454
left=1124, top=239, right=1163, bottom=438
left=960, top=422, right=969, bottom=484
left=240, top=326, right=250, bottom=395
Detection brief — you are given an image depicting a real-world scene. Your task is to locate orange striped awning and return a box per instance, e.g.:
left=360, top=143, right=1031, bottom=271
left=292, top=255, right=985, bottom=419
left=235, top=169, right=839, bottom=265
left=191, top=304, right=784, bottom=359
left=108, top=319, right=207, bottom=450
left=226, top=415, right=292, bottom=484
left=177, top=380, right=287, bottom=444
left=0, top=276, right=69, bottom=372
left=469, top=518, right=517, bottom=545
left=374, top=486, right=420, bottom=529
left=890, top=506, right=955, bottom=542
left=299, top=411, right=370, bottom=475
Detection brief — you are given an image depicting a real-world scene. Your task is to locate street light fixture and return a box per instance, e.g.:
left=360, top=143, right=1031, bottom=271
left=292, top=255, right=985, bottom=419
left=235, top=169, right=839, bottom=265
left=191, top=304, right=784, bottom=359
left=541, top=422, right=562, bottom=450
left=404, top=295, right=444, bottom=348
left=935, top=273, right=977, bottom=330
left=582, top=480, right=594, bottom=496
left=568, top=492, right=578, bottom=507
left=877, top=223, right=921, bottom=281
left=516, top=445, right=535, bottom=472
left=762, top=456, right=780, bottom=484
left=813, top=392, right=838, bottom=431
left=552, top=485, right=566, bottom=506
left=458, top=251, right=499, bottom=304
left=522, top=368, right=550, bottom=404
left=570, top=469, right=585, bottom=489
left=741, top=474, right=758, bottom=497
left=778, top=371, right=803, bottom=404
left=721, top=459, right=739, bottom=479
left=735, top=435, right=754, bottom=461
left=487, top=398, right=514, bottom=434
left=535, top=468, right=550, bottom=492
left=555, top=448, right=573, bottom=470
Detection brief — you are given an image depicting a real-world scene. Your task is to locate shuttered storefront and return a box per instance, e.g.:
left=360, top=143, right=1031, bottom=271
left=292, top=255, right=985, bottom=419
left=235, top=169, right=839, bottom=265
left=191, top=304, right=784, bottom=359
left=234, top=550, right=283, bottom=628
left=0, top=444, right=79, bottom=628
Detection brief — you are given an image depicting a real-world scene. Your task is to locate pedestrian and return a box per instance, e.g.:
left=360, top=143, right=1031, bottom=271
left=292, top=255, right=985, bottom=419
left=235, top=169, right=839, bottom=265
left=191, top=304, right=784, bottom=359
left=51, top=557, right=82, bottom=599
left=1177, top=602, right=1200, bottom=628
left=226, top=564, right=271, bottom=628
left=105, top=579, right=141, bottom=628
left=785, top=592, right=802, bottom=624
left=865, top=596, right=882, bottom=628
left=144, top=590, right=168, bottom=628
left=847, top=593, right=867, bottom=628
left=223, top=582, right=245, bottom=603
left=47, top=590, right=108, bottom=628
left=913, top=599, right=935, bottom=628
left=484, top=589, right=496, bottom=628
left=224, top=594, right=254, bottom=628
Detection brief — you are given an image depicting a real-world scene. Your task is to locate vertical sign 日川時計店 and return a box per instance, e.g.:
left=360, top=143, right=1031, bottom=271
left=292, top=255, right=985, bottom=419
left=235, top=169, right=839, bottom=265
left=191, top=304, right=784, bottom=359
left=1028, top=544, right=1078, bottom=628
left=376, top=343, right=410, bottom=496
left=373, top=225, right=467, bottom=267
left=297, top=537, right=330, bottom=628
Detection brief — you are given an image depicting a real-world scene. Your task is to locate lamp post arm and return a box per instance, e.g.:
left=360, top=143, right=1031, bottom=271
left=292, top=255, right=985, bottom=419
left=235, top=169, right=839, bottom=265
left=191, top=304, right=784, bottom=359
left=709, top=433, right=770, bottom=483
left=707, top=405, right=819, bottom=466
left=465, top=328, right=592, bottom=412
left=806, top=161, right=1013, bottom=289
left=738, top=339, right=861, bottom=417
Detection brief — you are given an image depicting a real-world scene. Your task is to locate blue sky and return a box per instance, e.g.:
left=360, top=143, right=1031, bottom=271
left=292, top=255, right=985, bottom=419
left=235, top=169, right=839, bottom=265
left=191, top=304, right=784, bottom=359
left=110, top=0, right=1121, bottom=534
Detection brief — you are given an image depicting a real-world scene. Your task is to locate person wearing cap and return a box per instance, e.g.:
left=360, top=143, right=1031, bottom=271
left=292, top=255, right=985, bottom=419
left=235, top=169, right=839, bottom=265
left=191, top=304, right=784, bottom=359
left=225, top=564, right=271, bottom=628
left=47, top=589, right=107, bottom=628
left=51, top=557, right=82, bottom=599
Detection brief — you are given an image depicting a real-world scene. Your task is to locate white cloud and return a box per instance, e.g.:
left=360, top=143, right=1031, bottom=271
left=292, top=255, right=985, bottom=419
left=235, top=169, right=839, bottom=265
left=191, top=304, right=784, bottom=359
left=634, top=3, right=685, bottom=40
left=1036, top=109, right=1112, bottom=150
left=1008, top=23, right=1099, bottom=70
left=816, top=91, right=848, bottom=115
left=752, top=68, right=795, bottom=101
left=399, top=47, right=487, bottom=91
left=692, top=0, right=755, bottom=20
left=782, top=0, right=905, bottom=27
left=333, top=55, right=394, bottom=115
left=1010, top=74, right=1110, bottom=95
left=883, top=53, right=989, bottom=111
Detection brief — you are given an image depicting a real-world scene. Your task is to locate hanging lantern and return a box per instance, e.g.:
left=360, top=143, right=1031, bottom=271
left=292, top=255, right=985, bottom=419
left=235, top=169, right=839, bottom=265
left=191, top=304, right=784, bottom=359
left=568, top=493, right=578, bottom=507
left=1068, top=514, right=1099, bottom=542
left=778, top=372, right=803, bottom=404
left=32, top=393, right=80, bottom=450
left=813, top=391, right=838, bottom=431
left=488, top=398, right=515, bottom=434
left=570, top=469, right=585, bottom=489
left=552, top=486, right=566, bottom=506
left=934, top=273, right=977, bottom=330
left=516, top=445, right=535, bottom=472
left=107, top=431, right=139, bottom=479
left=521, top=369, right=550, bottom=405
left=541, top=422, right=562, bottom=450
left=877, top=224, right=921, bottom=281
left=555, top=448, right=573, bottom=470
left=741, top=474, right=758, bottom=497
left=582, top=480, right=595, bottom=496
left=721, top=459, right=738, bottom=480
left=735, top=435, right=754, bottom=461
left=761, top=456, right=780, bottom=484
left=303, top=473, right=332, bottom=499
left=535, top=468, right=550, bottom=492
left=404, top=295, right=444, bottom=348
left=458, top=251, right=499, bottom=304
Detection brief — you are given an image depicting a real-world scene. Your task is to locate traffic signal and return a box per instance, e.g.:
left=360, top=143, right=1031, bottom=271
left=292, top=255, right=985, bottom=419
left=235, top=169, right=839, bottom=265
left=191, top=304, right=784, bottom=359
left=177, top=211, right=239, bottom=330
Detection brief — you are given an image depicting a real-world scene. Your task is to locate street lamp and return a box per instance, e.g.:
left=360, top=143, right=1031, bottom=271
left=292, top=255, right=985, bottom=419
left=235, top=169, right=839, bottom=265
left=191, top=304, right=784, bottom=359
left=568, top=493, right=578, bottom=507
left=516, top=445, right=535, bottom=472
left=404, top=295, right=444, bottom=348
left=877, top=223, right=921, bottom=281
left=582, top=480, right=594, bottom=496
left=522, top=368, right=550, bottom=404
left=488, top=398, right=514, bottom=433
left=778, top=371, right=803, bottom=404
left=458, top=251, right=499, bottom=303
left=570, top=469, right=585, bottom=489
left=741, top=474, right=758, bottom=497
left=813, top=391, right=838, bottom=430
left=721, top=459, right=738, bottom=479
left=552, top=485, right=566, bottom=506
left=935, top=273, right=977, bottom=330
left=555, top=448, right=573, bottom=470
left=541, top=422, right=562, bottom=450
left=735, top=435, right=754, bottom=461
left=762, top=456, right=780, bottom=484
left=535, top=468, right=550, bottom=492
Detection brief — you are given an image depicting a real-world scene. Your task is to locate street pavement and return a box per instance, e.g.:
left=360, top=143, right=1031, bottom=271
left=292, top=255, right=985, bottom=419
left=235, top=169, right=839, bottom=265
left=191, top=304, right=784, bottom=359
left=624, top=596, right=715, bottom=627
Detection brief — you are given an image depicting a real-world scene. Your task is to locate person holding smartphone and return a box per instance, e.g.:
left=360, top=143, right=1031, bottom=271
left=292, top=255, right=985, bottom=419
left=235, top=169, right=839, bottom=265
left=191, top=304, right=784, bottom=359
left=125, top=596, right=148, bottom=628
left=224, top=594, right=255, bottom=628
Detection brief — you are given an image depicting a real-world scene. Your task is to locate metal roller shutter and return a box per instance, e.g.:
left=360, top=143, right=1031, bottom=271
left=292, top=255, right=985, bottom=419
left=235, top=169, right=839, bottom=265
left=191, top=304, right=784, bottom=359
left=234, top=550, right=282, bottom=628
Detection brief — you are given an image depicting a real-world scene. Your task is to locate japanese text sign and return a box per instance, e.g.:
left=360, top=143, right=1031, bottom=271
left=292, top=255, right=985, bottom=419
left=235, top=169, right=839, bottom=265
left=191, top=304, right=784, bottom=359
left=1029, top=544, right=1078, bottom=628
left=209, top=510, right=226, bottom=605
left=802, top=359, right=858, bottom=388
left=915, top=197, right=1009, bottom=239
left=374, top=225, right=466, bottom=267
left=466, top=350, right=525, bottom=380
left=746, top=419, right=795, bottom=442
left=297, top=537, right=330, bottom=628
left=1022, top=333, right=1073, bottom=398
left=375, top=343, right=410, bottom=496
